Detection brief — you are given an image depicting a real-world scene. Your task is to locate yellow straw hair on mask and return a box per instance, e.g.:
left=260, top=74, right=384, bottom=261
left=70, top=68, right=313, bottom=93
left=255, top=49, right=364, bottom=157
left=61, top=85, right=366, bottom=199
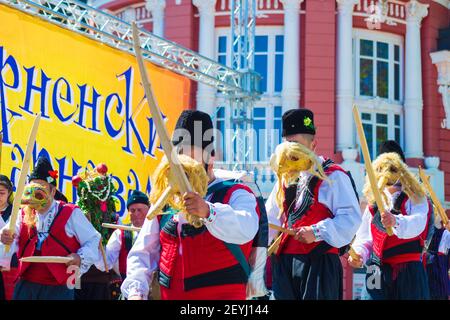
left=149, top=154, right=209, bottom=228
left=269, top=141, right=329, bottom=219
left=363, top=152, right=425, bottom=206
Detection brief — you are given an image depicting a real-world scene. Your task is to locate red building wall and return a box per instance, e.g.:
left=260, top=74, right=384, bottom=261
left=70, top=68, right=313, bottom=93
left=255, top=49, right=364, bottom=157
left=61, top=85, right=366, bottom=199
left=303, top=0, right=337, bottom=160
left=421, top=1, right=450, bottom=201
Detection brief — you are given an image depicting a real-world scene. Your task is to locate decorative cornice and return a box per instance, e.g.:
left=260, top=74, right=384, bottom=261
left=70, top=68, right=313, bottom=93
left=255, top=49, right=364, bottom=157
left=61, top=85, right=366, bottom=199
left=280, top=0, right=304, bottom=11
left=405, top=0, right=429, bottom=26
left=336, top=0, right=359, bottom=16
left=145, top=0, right=165, bottom=13
left=430, top=50, right=450, bottom=129
left=192, top=0, right=216, bottom=14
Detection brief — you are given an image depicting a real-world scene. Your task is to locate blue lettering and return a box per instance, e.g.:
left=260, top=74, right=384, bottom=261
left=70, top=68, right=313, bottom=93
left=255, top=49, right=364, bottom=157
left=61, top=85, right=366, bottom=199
left=53, top=77, right=76, bottom=123
left=32, top=146, right=52, bottom=167
left=20, top=66, right=51, bottom=118
left=104, top=93, right=124, bottom=138
left=10, top=143, right=24, bottom=192
left=112, top=175, right=126, bottom=217
left=127, top=169, right=140, bottom=195
left=145, top=177, right=152, bottom=195
left=0, top=47, right=21, bottom=144
left=120, top=68, right=147, bottom=156
left=74, top=84, right=101, bottom=132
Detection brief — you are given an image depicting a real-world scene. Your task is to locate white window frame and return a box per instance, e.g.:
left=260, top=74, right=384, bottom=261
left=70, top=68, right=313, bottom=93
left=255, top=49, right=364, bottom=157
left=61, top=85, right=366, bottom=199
left=353, top=29, right=405, bottom=158
left=214, top=26, right=284, bottom=164
left=215, top=26, right=284, bottom=97
left=353, top=28, right=404, bottom=104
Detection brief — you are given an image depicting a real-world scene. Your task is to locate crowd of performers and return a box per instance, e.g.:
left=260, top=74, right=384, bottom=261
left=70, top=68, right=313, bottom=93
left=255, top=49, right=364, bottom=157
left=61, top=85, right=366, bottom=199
left=0, top=108, right=449, bottom=300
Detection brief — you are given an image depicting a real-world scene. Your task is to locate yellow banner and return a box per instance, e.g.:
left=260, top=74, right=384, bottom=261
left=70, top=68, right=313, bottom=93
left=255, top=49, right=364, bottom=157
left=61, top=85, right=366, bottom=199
left=0, top=5, right=190, bottom=216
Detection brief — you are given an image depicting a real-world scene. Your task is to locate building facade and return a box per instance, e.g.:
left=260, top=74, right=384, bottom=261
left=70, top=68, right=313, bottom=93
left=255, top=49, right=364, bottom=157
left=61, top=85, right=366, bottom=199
left=92, top=0, right=450, bottom=299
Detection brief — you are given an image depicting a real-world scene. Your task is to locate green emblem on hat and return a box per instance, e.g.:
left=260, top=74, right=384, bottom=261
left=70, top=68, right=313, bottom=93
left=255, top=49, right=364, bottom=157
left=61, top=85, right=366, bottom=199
left=304, top=116, right=313, bottom=129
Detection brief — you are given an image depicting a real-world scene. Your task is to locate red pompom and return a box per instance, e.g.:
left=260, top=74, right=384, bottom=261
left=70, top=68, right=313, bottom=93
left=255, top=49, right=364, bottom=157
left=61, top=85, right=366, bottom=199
left=96, top=163, right=108, bottom=175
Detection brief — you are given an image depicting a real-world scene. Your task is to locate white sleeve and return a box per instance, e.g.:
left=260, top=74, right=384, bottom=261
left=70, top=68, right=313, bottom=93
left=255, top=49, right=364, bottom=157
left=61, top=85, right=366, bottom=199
left=0, top=217, right=6, bottom=269
left=265, top=184, right=285, bottom=244
left=393, top=196, right=428, bottom=239
left=204, top=188, right=259, bottom=245
left=313, top=171, right=362, bottom=248
left=246, top=247, right=269, bottom=299
left=0, top=210, right=22, bottom=269
left=95, top=229, right=121, bottom=271
left=66, top=208, right=101, bottom=275
left=351, top=207, right=373, bottom=264
left=121, top=217, right=160, bottom=300
left=438, top=230, right=450, bottom=255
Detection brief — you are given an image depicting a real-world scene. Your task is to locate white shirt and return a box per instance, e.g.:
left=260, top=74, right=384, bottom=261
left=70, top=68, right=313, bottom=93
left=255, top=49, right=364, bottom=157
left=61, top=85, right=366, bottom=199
left=0, top=208, right=9, bottom=269
left=121, top=175, right=260, bottom=300
left=95, top=228, right=139, bottom=273
left=0, top=215, right=6, bottom=230
left=0, top=200, right=101, bottom=274
left=438, top=229, right=450, bottom=255
left=352, top=189, right=429, bottom=264
left=266, top=157, right=362, bottom=248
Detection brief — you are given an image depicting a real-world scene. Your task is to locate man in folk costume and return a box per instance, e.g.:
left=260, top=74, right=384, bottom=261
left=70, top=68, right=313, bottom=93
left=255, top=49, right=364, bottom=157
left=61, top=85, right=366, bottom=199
left=121, top=110, right=264, bottom=300
left=0, top=156, right=101, bottom=300
left=425, top=207, right=450, bottom=300
left=266, top=108, right=362, bottom=300
left=0, top=175, right=19, bottom=300
left=349, top=140, right=432, bottom=300
left=97, top=190, right=148, bottom=278
left=95, top=190, right=149, bottom=299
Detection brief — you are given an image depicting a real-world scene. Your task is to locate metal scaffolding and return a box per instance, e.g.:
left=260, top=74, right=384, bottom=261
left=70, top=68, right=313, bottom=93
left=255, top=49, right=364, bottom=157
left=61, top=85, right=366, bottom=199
left=229, top=0, right=260, bottom=172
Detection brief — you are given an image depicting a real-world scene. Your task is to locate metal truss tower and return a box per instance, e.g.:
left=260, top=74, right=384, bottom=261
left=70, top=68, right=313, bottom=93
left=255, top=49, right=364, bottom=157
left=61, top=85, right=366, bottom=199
left=229, top=0, right=260, bottom=172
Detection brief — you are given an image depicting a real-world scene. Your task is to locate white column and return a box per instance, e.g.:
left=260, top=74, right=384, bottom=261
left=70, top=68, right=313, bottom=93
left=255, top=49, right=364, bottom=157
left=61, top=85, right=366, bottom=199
left=336, top=0, right=358, bottom=151
left=430, top=50, right=450, bottom=129
left=193, top=0, right=217, bottom=115
left=281, top=0, right=303, bottom=113
left=404, top=0, right=428, bottom=159
left=145, top=0, right=166, bottom=37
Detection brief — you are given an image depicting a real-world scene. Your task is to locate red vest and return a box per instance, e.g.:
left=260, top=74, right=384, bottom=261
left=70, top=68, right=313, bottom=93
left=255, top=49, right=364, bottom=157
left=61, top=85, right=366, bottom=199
left=118, top=229, right=133, bottom=277
left=277, top=163, right=348, bottom=256
left=17, top=202, right=81, bottom=285
left=158, top=184, right=259, bottom=299
left=369, top=193, right=431, bottom=265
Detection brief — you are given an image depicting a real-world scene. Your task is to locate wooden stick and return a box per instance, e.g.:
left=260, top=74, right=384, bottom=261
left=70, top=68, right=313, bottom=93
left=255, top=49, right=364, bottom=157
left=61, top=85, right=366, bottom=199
left=99, top=240, right=109, bottom=272
left=419, top=166, right=449, bottom=226
left=102, top=223, right=141, bottom=232
left=352, top=105, right=393, bottom=236
left=146, top=185, right=172, bottom=220
left=348, top=247, right=360, bottom=261
left=131, top=23, right=192, bottom=195
left=268, top=223, right=295, bottom=236
left=6, top=114, right=41, bottom=253
left=20, top=256, right=73, bottom=264
left=268, top=234, right=283, bottom=256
